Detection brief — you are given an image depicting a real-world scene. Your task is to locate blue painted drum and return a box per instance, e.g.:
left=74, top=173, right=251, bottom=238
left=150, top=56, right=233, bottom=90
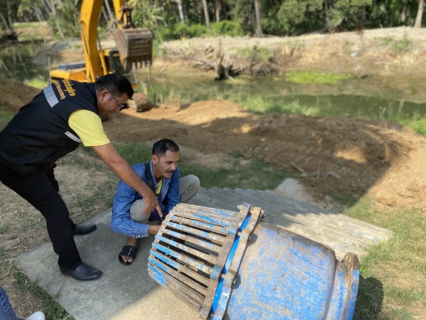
left=224, top=222, right=359, bottom=320
left=147, top=203, right=359, bottom=320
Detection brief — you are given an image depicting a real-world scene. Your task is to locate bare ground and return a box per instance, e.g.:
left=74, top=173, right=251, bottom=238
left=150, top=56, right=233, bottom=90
left=2, top=79, right=426, bottom=210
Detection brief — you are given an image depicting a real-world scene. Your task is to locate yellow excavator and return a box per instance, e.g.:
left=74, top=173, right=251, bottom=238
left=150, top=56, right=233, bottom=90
left=49, top=0, right=153, bottom=111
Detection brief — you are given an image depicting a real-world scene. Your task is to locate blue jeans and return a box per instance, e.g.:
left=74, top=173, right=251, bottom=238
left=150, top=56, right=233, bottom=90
left=0, top=286, right=23, bottom=320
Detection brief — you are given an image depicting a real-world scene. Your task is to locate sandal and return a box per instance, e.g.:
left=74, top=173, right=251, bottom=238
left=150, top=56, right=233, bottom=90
left=118, top=245, right=137, bottom=265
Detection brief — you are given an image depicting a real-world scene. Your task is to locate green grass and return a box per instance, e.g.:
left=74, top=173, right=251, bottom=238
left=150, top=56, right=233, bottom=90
left=0, top=109, right=14, bottom=130
left=236, top=47, right=254, bottom=59
left=13, top=22, right=44, bottom=28
left=180, top=157, right=291, bottom=190
left=236, top=46, right=273, bottom=62
left=285, top=70, right=351, bottom=84
left=24, top=77, right=49, bottom=89
left=229, top=94, right=323, bottom=116
left=376, top=32, right=412, bottom=53
left=377, top=37, right=394, bottom=46
left=256, top=46, right=274, bottom=62
left=14, top=270, right=74, bottom=320
left=393, top=33, right=411, bottom=53
left=376, top=34, right=412, bottom=53
left=0, top=225, right=9, bottom=234
left=398, top=113, right=426, bottom=136
left=82, top=142, right=290, bottom=190
left=345, top=200, right=426, bottom=319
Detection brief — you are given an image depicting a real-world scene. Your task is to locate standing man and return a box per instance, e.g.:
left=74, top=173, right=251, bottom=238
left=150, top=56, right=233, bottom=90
left=0, top=73, right=160, bottom=281
left=111, top=138, right=200, bottom=265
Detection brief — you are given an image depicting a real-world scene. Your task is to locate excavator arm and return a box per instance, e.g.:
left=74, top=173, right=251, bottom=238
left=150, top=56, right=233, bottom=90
left=79, top=0, right=152, bottom=82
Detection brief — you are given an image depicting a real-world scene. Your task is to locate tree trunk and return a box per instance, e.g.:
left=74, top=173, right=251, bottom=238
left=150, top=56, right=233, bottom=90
left=35, top=6, right=45, bottom=22
left=415, top=0, right=425, bottom=28
left=202, top=0, right=210, bottom=29
left=214, top=0, right=221, bottom=22
left=44, top=0, right=66, bottom=40
left=101, top=7, right=108, bottom=24
left=104, top=0, right=115, bottom=21
left=0, top=12, right=10, bottom=31
left=254, top=0, right=263, bottom=36
left=176, top=0, right=185, bottom=24
left=7, top=0, right=13, bottom=30
left=324, top=0, right=333, bottom=32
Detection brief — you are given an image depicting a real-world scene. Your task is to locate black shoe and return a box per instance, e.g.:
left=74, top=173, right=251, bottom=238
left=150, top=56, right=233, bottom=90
left=72, top=223, right=97, bottom=235
left=60, top=262, right=103, bottom=281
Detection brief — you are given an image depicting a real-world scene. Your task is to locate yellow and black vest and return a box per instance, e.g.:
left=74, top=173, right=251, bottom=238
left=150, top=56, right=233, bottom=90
left=0, top=80, right=98, bottom=174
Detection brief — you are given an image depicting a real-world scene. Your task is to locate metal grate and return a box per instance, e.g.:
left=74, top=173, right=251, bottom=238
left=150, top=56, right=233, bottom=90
left=148, top=203, right=256, bottom=318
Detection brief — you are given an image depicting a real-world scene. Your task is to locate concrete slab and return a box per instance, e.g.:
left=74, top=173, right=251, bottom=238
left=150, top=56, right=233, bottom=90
left=14, top=188, right=393, bottom=319
left=13, top=209, right=199, bottom=320
left=274, top=178, right=334, bottom=210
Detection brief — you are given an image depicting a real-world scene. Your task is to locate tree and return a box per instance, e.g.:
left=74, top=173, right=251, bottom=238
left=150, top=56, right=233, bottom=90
left=214, top=0, right=221, bottom=22
left=175, top=0, right=185, bottom=24
left=202, top=0, right=210, bottom=29
left=415, top=0, right=424, bottom=27
left=254, top=0, right=263, bottom=36
left=129, top=0, right=164, bottom=31
left=18, top=0, right=48, bottom=22
left=276, top=0, right=322, bottom=34
left=323, top=0, right=371, bottom=32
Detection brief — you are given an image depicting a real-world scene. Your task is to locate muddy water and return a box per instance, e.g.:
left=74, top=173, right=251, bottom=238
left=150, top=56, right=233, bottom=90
left=2, top=41, right=425, bottom=122
left=0, top=40, right=48, bottom=81
left=136, top=72, right=426, bottom=122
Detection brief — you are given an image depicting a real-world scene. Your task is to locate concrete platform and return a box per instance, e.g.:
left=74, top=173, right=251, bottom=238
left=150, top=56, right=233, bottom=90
left=14, top=208, right=199, bottom=320
left=14, top=187, right=392, bottom=319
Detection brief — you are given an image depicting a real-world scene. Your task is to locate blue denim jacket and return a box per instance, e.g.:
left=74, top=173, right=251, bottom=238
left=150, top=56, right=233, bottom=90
left=110, top=160, right=180, bottom=238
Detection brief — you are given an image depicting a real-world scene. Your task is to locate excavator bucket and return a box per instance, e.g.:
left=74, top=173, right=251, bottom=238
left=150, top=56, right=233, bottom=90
left=112, top=28, right=153, bottom=70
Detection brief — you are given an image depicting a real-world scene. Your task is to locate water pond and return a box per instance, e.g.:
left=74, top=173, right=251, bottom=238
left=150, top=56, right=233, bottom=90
left=2, top=41, right=426, bottom=127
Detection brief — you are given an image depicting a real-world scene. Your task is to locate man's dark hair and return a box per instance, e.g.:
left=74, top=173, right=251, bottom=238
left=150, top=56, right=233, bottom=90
left=94, top=73, right=134, bottom=99
left=152, top=139, right=179, bottom=157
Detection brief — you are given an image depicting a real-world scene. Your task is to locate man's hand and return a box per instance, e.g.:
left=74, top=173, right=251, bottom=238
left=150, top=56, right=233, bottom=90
left=142, top=191, right=163, bottom=218
left=93, top=143, right=163, bottom=216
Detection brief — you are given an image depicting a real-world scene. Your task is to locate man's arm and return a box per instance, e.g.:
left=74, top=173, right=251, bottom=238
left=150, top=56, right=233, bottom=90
left=111, top=177, right=151, bottom=237
left=92, top=143, right=162, bottom=216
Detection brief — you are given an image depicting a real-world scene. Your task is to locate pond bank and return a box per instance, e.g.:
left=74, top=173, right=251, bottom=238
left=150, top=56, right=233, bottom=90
left=154, top=26, right=426, bottom=79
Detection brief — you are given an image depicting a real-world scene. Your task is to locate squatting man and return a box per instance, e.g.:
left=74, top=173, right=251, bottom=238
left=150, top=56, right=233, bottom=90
left=111, top=138, right=200, bottom=264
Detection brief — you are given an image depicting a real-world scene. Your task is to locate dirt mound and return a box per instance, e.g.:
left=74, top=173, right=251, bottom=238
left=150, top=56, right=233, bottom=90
left=99, top=99, right=426, bottom=210
left=2, top=80, right=426, bottom=211
left=0, top=79, right=40, bottom=113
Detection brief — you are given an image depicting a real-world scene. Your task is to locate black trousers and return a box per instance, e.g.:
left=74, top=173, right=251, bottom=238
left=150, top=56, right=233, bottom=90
left=0, top=162, right=81, bottom=269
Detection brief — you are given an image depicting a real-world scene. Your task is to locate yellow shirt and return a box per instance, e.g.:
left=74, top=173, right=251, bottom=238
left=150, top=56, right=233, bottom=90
left=68, top=110, right=110, bottom=147
left=156, top=179, right=163, bottom=197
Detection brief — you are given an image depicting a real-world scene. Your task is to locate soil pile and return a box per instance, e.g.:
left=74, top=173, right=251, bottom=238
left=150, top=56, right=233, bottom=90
left=2, top=79, right=426, bottom=210
left=103, top=100, right=426, bottom=210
